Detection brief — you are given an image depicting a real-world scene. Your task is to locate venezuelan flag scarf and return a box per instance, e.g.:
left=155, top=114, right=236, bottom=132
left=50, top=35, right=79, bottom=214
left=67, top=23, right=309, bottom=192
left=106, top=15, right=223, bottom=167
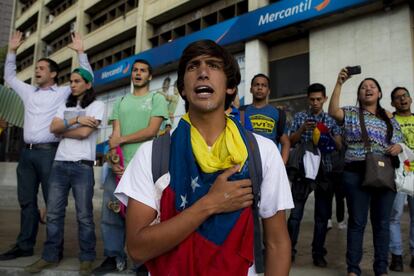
left=146, top=114, right=255, bottom=276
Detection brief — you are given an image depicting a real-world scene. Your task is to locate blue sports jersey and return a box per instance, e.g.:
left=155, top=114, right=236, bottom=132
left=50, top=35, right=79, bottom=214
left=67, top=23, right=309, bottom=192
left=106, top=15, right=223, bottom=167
left=244, top=105, right=286, bottom=143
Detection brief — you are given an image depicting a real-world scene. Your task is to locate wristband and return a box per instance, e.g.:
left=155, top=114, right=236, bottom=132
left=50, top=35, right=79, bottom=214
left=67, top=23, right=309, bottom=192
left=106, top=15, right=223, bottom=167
left=63, top=119, right=69, bottom=128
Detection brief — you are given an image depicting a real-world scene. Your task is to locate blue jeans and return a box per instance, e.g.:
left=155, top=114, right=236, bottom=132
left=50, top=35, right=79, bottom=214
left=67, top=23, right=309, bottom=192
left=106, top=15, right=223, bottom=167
left=330, top=172, right=346, bottom=223
left=287, top=176, right=334, bottom=258
left=389, top=192, right=414, bottom=256
left=42, top=161, right=96, bottom=262
left=16, top=147, right=57, bottom=250
left=343, top=170, right=396, bottom=276
left=100, top=170, right=127, bottom=262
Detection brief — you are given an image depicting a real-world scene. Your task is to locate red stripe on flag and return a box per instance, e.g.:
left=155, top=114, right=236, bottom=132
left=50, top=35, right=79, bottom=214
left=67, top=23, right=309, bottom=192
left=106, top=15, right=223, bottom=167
left=146, top=187, right=254, bottom=275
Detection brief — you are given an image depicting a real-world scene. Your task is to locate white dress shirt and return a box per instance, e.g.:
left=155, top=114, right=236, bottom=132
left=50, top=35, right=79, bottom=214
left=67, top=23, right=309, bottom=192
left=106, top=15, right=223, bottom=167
left=4, top=53, right=93, bottom=144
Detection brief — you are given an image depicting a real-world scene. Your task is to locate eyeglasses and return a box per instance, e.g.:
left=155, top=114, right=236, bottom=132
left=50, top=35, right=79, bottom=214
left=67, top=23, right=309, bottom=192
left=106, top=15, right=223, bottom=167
left=393, top=93, right=410, bottom=101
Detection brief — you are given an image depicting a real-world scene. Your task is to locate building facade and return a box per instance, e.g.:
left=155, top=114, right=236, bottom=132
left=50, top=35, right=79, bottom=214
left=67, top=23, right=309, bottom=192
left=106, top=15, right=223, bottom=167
left=0, top=0, right=14, bottom=48
left=8, top=0, right=414, bottom=146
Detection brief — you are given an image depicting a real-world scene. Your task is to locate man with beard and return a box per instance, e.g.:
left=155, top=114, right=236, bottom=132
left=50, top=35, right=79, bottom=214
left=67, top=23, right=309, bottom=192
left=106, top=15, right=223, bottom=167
left=92, top=59, right=168, bottom=275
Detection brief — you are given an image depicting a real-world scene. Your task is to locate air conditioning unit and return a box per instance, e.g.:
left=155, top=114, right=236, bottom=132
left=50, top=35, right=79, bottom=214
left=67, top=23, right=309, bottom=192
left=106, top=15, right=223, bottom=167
left=44, top=44, right=53, bottom=57
left=25, top=30, right=31, bottom=38
left=47, top=14, right=54, bottom=24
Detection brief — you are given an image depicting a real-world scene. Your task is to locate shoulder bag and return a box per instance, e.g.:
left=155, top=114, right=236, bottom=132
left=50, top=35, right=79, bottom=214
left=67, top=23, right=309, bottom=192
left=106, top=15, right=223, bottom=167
left=359, top=108, right=395, bottom=191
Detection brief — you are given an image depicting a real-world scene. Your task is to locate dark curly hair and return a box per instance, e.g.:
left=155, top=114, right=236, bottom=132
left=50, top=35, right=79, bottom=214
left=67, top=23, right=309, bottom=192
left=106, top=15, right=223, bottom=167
left=177, top=40, right=241, bottom=111
left=66, top=72, right=96, bottom=109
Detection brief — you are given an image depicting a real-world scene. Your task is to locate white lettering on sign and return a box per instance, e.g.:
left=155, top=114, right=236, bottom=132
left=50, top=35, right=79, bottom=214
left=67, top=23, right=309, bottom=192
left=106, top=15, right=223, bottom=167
left=258, top=0, right=313, bottom=26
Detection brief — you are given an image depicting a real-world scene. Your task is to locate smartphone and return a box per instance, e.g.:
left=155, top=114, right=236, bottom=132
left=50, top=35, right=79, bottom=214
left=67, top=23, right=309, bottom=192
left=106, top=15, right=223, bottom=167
left=346, top=65, right=361, bottom=75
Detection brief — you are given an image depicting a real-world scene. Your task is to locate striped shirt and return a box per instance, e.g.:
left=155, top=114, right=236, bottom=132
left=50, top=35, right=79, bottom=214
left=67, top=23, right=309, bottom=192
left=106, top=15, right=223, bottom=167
left=342, top=106, right=403, bottom=162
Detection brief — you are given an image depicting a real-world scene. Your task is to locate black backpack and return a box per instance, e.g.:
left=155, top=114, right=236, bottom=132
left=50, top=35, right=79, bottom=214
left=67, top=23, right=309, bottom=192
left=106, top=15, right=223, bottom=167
left=239, top=104, right=286, bottom=144
left=151, top=129, right=265, bottom=273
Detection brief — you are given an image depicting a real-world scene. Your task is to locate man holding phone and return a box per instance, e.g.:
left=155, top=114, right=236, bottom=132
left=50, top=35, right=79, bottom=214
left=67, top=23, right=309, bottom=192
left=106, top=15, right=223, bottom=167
left=288, top=83, right=342, bottom=267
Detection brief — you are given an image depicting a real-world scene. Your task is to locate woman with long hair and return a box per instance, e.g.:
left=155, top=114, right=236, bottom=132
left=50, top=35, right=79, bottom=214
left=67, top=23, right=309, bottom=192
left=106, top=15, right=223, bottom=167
left=25, top=68, right=105, bottom=276
left=328, top=68, right=403, bottom=276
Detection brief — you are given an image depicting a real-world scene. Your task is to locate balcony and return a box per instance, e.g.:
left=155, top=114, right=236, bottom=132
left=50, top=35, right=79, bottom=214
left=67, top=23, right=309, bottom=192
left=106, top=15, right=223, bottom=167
left=148, top=0, right=247, bottom=47
left=145, top=0, right=195, bottom=22
left=86, top=28, right=135, bottom=71
left=42, top=1, right=77, bottom=35
left=15, top=0, right=40, bottom=28
left=84, top=10, right=137, bottom=51
left=44, top=41, right=74, bottom=66
left=16, top=44, right=35, bottom=73
left=16, top=64, right=34, bottom=83
left=85, top=0, right=138, bottom=34
left=46, top=0, right=77, bottom=19
left=81, top=0, right=103, bottom=12
left=42, top=21, right=75, bottom=57
left=56, top=58, right=72, bottom=85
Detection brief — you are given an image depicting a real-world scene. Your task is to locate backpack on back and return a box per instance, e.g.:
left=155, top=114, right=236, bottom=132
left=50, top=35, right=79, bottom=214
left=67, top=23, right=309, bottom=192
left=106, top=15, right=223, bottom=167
left=151, top=129, right=265, bottom=273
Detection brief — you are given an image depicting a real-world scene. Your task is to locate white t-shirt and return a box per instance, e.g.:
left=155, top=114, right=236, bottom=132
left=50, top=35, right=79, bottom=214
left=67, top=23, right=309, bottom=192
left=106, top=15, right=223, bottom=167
left=115, top=133, right=293, bottom=275
left=54, top=100, right=105, bottom=162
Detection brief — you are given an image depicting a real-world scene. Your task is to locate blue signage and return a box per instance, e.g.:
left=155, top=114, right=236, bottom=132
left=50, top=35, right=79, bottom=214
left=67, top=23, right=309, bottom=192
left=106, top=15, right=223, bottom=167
left=94, top=0, right=374, bottom=86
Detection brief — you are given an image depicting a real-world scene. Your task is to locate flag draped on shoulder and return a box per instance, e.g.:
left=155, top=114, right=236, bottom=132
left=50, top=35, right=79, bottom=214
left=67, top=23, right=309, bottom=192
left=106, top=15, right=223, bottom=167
left=146, top=114, right=254, bottom=276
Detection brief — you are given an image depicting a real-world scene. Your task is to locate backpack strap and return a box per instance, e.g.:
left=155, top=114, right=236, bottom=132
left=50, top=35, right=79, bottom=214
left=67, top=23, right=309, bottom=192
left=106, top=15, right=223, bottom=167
left=150, top=129, right=264, bottom=272
left=275, top=107, right=286, bottom=144
left=151, top=133, right=171, bottom=183
left=242, top=129, right=264, bottom=273
left=239, top=105, right=248, bottom=127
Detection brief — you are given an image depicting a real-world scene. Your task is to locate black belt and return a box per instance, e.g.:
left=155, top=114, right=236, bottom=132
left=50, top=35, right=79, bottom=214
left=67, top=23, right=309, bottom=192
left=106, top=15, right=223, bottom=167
left=79, top=160, right=94, bottom=167
left=58, top=160, right=95, bottom=167
left=25, top=142, right=59, bottom=150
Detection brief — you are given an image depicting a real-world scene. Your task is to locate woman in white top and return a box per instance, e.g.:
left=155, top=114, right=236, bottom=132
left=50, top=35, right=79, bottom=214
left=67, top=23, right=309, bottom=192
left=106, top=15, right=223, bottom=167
left=25, top=68, right=104, bottom=276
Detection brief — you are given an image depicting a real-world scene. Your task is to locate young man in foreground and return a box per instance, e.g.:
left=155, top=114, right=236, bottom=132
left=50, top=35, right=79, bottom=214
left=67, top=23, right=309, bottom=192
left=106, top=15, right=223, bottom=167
left=115, top=40, right=293, bottom=275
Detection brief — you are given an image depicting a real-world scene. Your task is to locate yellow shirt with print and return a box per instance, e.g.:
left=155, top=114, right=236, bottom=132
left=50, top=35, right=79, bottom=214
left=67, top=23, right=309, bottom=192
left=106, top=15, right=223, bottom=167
left=395, top=114, right=414, bottom=170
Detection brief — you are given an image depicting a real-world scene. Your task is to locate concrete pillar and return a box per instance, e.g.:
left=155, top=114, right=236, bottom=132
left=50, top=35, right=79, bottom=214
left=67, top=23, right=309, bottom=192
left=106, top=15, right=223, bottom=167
left=75, top=0, right=86, bottom=37
left=243, top=0, right=270, bottom=105
left=72, top=0, right=85, bottom=69
left=8, top=0, right=17, bottom=44
left=32, top=0, right=46, bottom=84
left=244, top=40, right=268, bottom=105
left=135, top=2, right=149, bottom=53
left=248, top=0, right=269, bottom=11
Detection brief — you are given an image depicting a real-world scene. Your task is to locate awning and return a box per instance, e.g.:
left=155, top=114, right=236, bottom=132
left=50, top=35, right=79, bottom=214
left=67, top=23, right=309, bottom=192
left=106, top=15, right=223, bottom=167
left=0, top=85, right=24, bottom=128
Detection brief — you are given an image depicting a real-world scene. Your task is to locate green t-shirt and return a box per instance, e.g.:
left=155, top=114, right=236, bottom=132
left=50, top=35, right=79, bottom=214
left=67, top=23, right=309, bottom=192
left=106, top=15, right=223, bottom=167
left=110, top=92, right=168, bottom=166
left=395, top=114, right=414, bottom=169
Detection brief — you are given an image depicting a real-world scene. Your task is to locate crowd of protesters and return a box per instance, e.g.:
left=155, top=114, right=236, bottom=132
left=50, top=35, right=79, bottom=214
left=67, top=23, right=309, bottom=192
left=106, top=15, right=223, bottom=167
left=0, top=32, right=413, bottom=276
